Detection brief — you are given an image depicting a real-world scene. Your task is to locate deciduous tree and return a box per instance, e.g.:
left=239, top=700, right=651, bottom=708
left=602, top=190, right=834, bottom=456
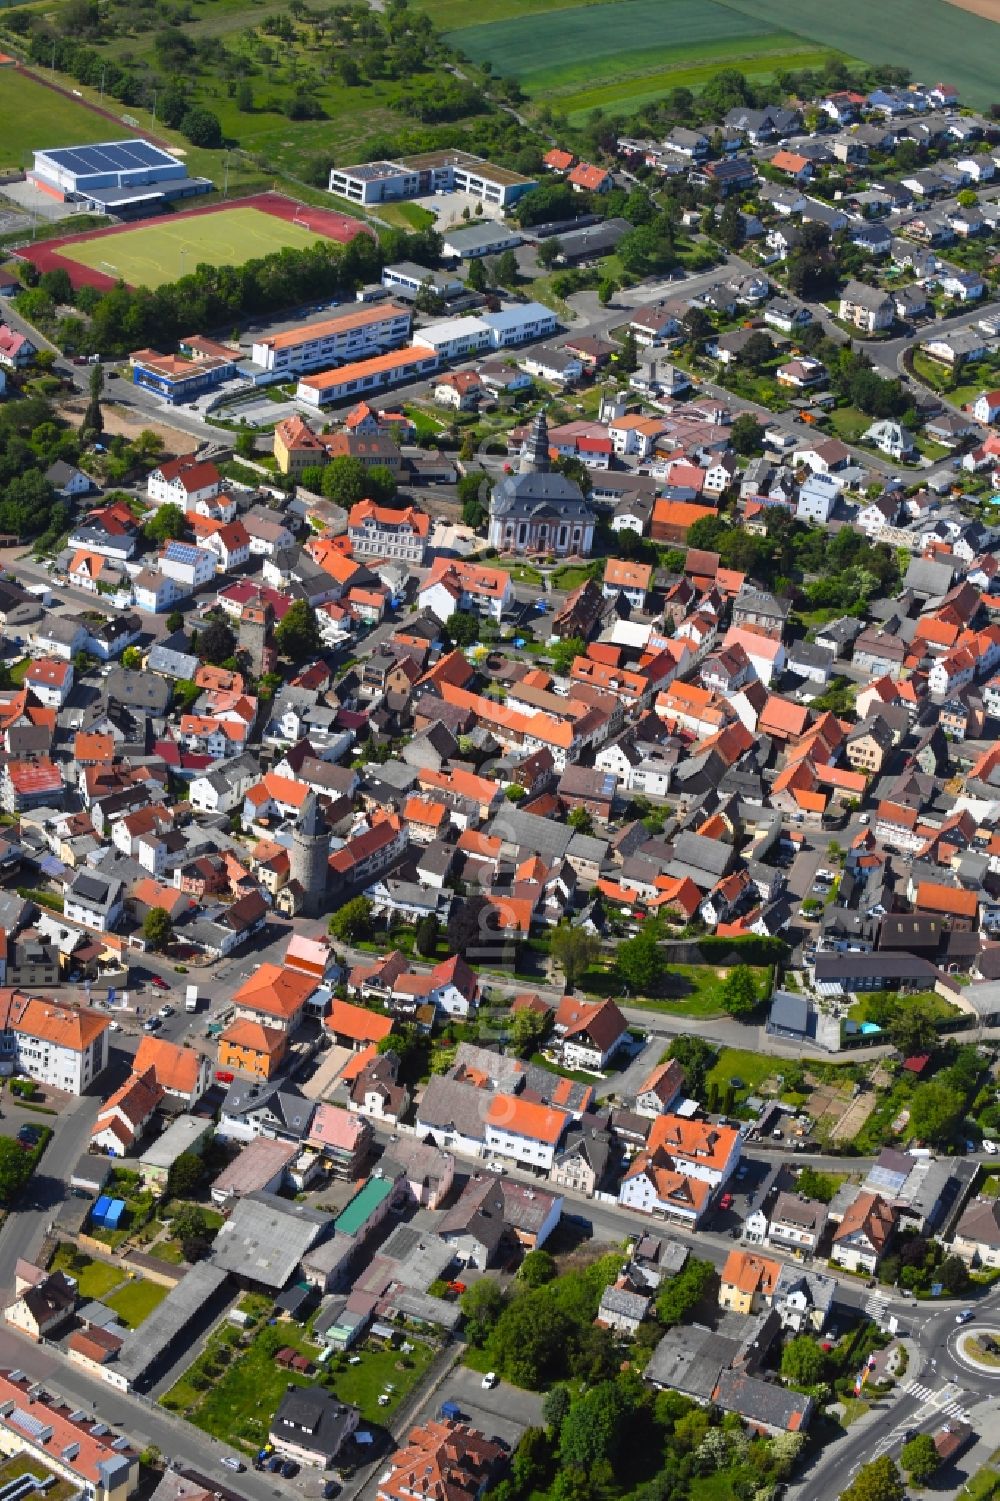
left=328, top=896, right=373, bottom=944
left=616, top=929, right=664, bottom=996
left=550, top=926, right=600, bottom=992
left=142, top=906, right=173, bottom=952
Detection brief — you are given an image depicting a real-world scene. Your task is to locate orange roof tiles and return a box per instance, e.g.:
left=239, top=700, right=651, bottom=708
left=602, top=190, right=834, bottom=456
left=232, top=963, right=316, bottom=1021
left=485, top=1092, right=568, bottom=1144
left=721, top=1248, right=781, bottom=1296
left=327, top=998, right=394, bottom=1044
left=220, top=1018, right=288, bottom=1056
left=133, top=1035, right=203, bottom=1096
left=914, top=882, right=979, bottom=919
left=12, top=996, right=108, bottom=1051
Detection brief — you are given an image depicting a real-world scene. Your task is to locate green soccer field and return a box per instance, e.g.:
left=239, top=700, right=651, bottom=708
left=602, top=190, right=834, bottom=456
left=58, top=205, right=331, bottom=289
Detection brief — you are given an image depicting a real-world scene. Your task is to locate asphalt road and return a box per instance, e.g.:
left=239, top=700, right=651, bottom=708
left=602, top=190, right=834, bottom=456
left=0, top=1324, right=287, bottom=1501
left=0, top=1092, right=99, bottom=1294
left=792, top=1288, right=1000, bottom=1501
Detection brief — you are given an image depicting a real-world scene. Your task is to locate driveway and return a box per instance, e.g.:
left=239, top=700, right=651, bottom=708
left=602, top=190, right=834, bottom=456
left=594, top=1034, right=661, bottom=1104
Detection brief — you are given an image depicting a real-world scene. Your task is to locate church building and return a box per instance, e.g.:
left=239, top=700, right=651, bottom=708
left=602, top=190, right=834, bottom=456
left=488, top=411, right=596, bottom=558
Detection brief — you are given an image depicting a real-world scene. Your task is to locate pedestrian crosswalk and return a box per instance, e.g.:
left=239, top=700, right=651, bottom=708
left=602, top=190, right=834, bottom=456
left=865, top=1290, right=890, bottom=1323
left=902, top=1379, right=970, bottom=1423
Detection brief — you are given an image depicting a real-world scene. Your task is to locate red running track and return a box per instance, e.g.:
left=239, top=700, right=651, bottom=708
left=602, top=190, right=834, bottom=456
left=16, top=191, right=371, bottom=291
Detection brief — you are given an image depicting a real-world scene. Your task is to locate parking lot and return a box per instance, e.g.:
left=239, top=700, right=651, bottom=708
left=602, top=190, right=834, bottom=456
left=409, top=1364, right=544, bottom=1451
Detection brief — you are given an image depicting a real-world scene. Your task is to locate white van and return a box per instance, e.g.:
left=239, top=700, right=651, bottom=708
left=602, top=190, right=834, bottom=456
left=984, top=1140, right=999, bottom=1155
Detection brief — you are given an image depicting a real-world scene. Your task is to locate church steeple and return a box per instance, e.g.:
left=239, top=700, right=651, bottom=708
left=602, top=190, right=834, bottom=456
left=519, top=410, right=551, bottom=475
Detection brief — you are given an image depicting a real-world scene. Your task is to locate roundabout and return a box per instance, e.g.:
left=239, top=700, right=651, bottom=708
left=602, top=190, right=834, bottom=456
left=950, top=1327, right=1000, bottom=1378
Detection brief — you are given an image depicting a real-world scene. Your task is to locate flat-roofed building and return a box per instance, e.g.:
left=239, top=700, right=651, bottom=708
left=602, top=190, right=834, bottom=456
left=297, top=345, right=439, bottom=407
left=252, top=303, right=412, bottom=376
left=330, top=150, right=536, bottom=209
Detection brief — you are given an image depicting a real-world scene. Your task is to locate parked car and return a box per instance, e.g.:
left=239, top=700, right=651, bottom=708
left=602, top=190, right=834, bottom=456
left=158, top=1004, right=174, bottom=1019
left=221, top=1458, right=245, bottom=1473
left=143, top=1017, right=162, bottom=1032
left=482, top=1372, right=498, bottom=1390
left=150, top=975, right=170, bottom=991
left=281, top=1461, right=298, bottom=1478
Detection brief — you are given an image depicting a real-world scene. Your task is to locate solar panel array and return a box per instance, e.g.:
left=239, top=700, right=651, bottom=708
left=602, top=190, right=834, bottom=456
left=42, top=140, right=177, bottom=177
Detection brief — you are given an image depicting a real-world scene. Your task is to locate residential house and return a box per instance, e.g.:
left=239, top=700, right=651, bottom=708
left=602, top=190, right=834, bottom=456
left=831, top=1191, right=896, bottom=1273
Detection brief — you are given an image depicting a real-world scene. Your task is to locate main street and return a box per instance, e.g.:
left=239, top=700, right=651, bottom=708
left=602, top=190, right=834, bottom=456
left=789, top=1287, right=1000, bottom=1501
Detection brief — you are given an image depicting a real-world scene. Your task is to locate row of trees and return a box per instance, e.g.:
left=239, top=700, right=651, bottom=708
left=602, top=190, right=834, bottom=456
left=18, top=229, right=383, bottom=357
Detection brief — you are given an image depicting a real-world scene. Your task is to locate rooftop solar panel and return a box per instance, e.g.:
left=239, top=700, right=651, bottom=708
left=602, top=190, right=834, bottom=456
left=41, top=140, right=178, bottom=179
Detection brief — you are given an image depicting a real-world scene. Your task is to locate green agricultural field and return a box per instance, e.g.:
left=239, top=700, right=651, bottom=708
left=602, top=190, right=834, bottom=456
left=417, top=0, right=625, bottom=26
left=446, top=0, right=780, bottom=93
left=59, top=205, right=333, bottom=289
left=0, top=68, right=132, bottom=171
left=559, top=42, right=840, bottom=123
left=717, top=0, right=1000, bottom=108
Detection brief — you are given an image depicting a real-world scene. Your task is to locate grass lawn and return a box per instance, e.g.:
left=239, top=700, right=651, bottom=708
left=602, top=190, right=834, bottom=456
left=331, top=1338, right=437, bottom=1422
left=49, top=1246, right=125, bottom=1301
left=169, top=1320, right=437, bottom=1448
left=490, top=559, right=545, bottom=585
left=58, top=206, right=339, bottom=291
left=690, top=1474, right=741, bottom=1501
left=550, top=563, right=598, bottom=590
left=376, top=202, right=437, bottom=232
left=0, top=69, right=132, bottom=170
left=964, top=1467, right=1000, bottom=1501
left=418, top=0, right=618, bottom=25
left=106, top=1277, right=169, bottom=1328
left=706, top=1048, right=777, bottom=1103
left=825, top=405, right=870, bottom=442
left=846, top=990, right=963, bottom=1028
left=717, top=0, right=1000, bottom=106
left=837, top=1396, right=872, bottom=1426
left=981, top=1175, right=1000, bottom=1198
left=0, top=1453, right=79, bottom=1501
left=911, top=351, right=957, bottom=393
left=8, top=658, right=30, bottom=686
left=626, top=964, right=769, bottom=1019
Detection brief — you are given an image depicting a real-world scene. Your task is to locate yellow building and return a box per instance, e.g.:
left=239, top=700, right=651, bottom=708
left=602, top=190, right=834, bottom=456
left=273, top=413, right=327, bottom=476
left=719, top=1248, right=781, bottom=1316
left=218, top=1017, right=290, bottom=1079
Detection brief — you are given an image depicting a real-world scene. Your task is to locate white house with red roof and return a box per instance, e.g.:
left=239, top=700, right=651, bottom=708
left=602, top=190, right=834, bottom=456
left=24, top=656, right=73, bottom=707
left=568, top=162, right=611, bottom=193
left=418, top=558, right=514, bottom=623
left=0, top=1368, right=138, bottom=1499
left=147, top=453, right=222, bottom=510
left=552, top=995, right=629, bottom=1071
left=0, top=324, right=36, bottom=368
left=483, top=1093, right=571, bottom=1172
left=202, top=518, right=251, bottom=572
left=11, top=994, right=110, bottom=1093
left=974, top=389, right=1000, bottom=424
left=91, top=1066, right=163, bottom=1154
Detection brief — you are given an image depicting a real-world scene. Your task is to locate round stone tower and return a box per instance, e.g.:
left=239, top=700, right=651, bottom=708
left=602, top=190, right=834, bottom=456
left=291, top=790, right=328, bottom=917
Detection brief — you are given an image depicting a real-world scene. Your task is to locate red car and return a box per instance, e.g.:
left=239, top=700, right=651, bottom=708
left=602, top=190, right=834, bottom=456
left=150, top=975, right=170, bottom=991
left=719, top=1193, right=734, bottom=1210
left=215, top=1070, right=235, bottom=1084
